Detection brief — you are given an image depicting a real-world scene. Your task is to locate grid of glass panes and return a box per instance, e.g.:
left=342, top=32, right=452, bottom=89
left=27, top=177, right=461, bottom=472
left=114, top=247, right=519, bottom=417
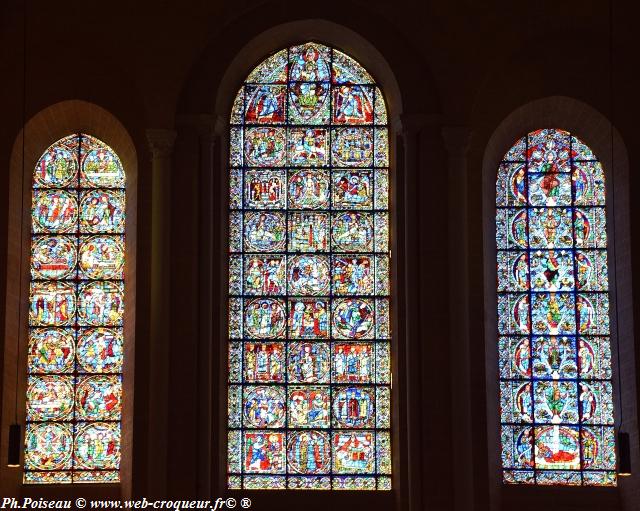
left=24, top=134, right=125, bottom=484
left=496, top=129, right=616, bottom=486
left=227, top=43, right=392, bottom=490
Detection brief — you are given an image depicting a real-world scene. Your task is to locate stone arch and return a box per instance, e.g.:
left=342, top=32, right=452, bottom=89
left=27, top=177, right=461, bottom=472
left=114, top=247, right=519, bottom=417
left=167, top=13, right=441, bottom=508
left=481, top=95, right=638, bottom=510
left=212, top=20, right=404, bottom=126
left=177, top=7, right=441, bottom=121
left=1, top=99, right=137, bottom=499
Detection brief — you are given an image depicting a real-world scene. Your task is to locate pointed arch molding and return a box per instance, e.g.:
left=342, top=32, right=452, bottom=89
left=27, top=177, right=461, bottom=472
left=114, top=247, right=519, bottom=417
left=1, top=100, right=137, bottom=497
left=169, top=19, right=432, bottom=507
left=482, top=96, right=638, bottom=507
left=175, top=16, right=443, bottom=122
left=213, top=20, right=403, bottom=125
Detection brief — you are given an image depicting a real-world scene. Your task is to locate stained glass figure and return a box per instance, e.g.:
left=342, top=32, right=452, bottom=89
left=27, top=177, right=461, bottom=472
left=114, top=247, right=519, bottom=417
left=244, top=298, right=287, bottom=339
left=332, top=298, right=375, bottom=339
left=288, top=169, right=330, bottom=209
left=331, top=212, right=373, bottom=252
left=244, top=255, right=286, bottom=295
left=287, top=431, right=331, bottom=474
left=25, top=134, right=125, bottom=484
left=73, top=423, right=121, bottom=470
left=28, top=329, right=75, bottom=373
left=243, top=386, right=287, bottom=428
left=244, top=342, right=285, bottom=382
left=332, top=343, right=375, bottom=383
left=24, top=423, right=73, bottom=471
left=76, top=328, right=124, bottom=373
left=32, top=190, right=78, bottom=233
left=288, top=386, right=331, bottom=428
left=332, top=86, right=374, bottom=125
left=288, top=299, right=329, bottom=339
left=31, top=236, right=78, bottom=280
left=332, top=387, right=375, bottom=428
left=245, top=128, right=287, bottom=167
left=288, top=129, right=329, bottom=166
left=288, top=255, right=330, bottom=296
left=245, top=86, right=286, bottom=124
left=496, top=129, right=616, bottom=486
left=26, top=375, right=74, bottom=421
left=288, top=213, right=329, bottom=252
left=332, top=256, right=374, bottom=295
left=332, top=170, right=373, bottom=209
left=245, top=169, right=286, bottom=209
left=34, top=138, right=78, bottom=188
left=79, top=190, right=125, bottom=233
left=245, top=212, right=286, bottom=252
left=289, top=83, right=330, bottom=124
left=78, top=235, right=125, bottom=280
left=288, top=342, right=330, bottom=383
left=75, top=376, right=122, bottom=420
left=29, top=282, right=76, bottom=326
left=228, top=43, right=390, bottom=490
left=244, top=432, right=286, bottom=473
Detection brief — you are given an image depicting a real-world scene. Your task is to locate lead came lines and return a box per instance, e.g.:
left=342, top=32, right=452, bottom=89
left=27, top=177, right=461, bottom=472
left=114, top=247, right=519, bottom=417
left=25, top=134, right=125, bottom=484
left=496, top=129, right=616, bottom=486
left=227, top=43, right=391, bottom=490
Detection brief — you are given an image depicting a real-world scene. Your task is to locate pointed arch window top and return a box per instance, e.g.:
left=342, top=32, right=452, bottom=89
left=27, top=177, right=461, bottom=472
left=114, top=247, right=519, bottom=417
left=496, top=128, right=616, bottom=487
left=227, top=42, right=391, bottom=491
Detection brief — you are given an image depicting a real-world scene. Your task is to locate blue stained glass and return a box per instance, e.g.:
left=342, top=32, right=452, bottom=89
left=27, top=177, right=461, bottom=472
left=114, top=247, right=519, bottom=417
left=228, top=43, right=390, bottom=490
left=496, top=129, right=615, bottom=486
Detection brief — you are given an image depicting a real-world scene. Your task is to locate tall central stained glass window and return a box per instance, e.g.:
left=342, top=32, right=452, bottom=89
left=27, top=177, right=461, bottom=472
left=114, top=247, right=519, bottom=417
left=496, top=129, right=616, bottom=486
left=25, top=134, right=125, bottom=484
left=227, top=42, right=392, bottom=491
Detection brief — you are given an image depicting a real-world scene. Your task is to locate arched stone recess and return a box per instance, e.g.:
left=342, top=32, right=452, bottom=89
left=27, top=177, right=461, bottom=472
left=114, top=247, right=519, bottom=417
left=177, top=3, right=438, bottom=118
left=170, top=9, right=450, bottom=510
left=1, top=100, right=138, bottom=499
left=482, top=96, right=638, bottom=511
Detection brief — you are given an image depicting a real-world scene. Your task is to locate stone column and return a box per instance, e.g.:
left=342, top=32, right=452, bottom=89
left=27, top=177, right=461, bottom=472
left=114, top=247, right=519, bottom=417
left=442, top=126, right=474, bottom=511
left=146, top=128, right=176, bottom=498
left=396, top=113, right=441, bottom=511
left=192, top=115, right=217, bottom=496
left=210, top=115, right=227, bottom=496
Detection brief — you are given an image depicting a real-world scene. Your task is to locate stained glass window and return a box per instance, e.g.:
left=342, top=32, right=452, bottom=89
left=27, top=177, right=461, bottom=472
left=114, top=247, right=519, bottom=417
left=227, top=43, right=391, bottom=490
left=24, top=134, right=125, bottom=484
left=496, top=129, right=616, bottom=486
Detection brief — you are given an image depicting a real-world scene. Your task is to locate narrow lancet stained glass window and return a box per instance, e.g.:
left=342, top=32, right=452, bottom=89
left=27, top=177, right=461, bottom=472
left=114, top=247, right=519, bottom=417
left=496, top=129, right=616, bottom=486
left=227, top=43, right=391, bottom=490
left=25, top=134, right=125, bottom=484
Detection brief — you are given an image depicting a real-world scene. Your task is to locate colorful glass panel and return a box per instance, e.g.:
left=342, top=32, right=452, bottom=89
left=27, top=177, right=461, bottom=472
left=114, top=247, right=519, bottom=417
left=496, top=129, right=616, bottom=485
left=229, top=43, right=390, bottom=490
left=25, top=134, right=125, bottom=484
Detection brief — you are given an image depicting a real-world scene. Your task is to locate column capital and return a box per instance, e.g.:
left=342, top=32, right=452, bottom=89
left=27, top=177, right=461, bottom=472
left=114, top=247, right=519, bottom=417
left=441, top=126, right=472, bottom=156
left=396, top=112, right=441, bottom=135
left=146, top=128, right=177, bottom=158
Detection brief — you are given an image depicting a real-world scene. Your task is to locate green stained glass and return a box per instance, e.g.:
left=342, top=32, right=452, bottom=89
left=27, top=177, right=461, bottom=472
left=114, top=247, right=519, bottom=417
left=228, top=43, right=391, bottom=490
left=25, top=134, right=125, bottom=484
left=496, top=129, right=616, bottom=486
